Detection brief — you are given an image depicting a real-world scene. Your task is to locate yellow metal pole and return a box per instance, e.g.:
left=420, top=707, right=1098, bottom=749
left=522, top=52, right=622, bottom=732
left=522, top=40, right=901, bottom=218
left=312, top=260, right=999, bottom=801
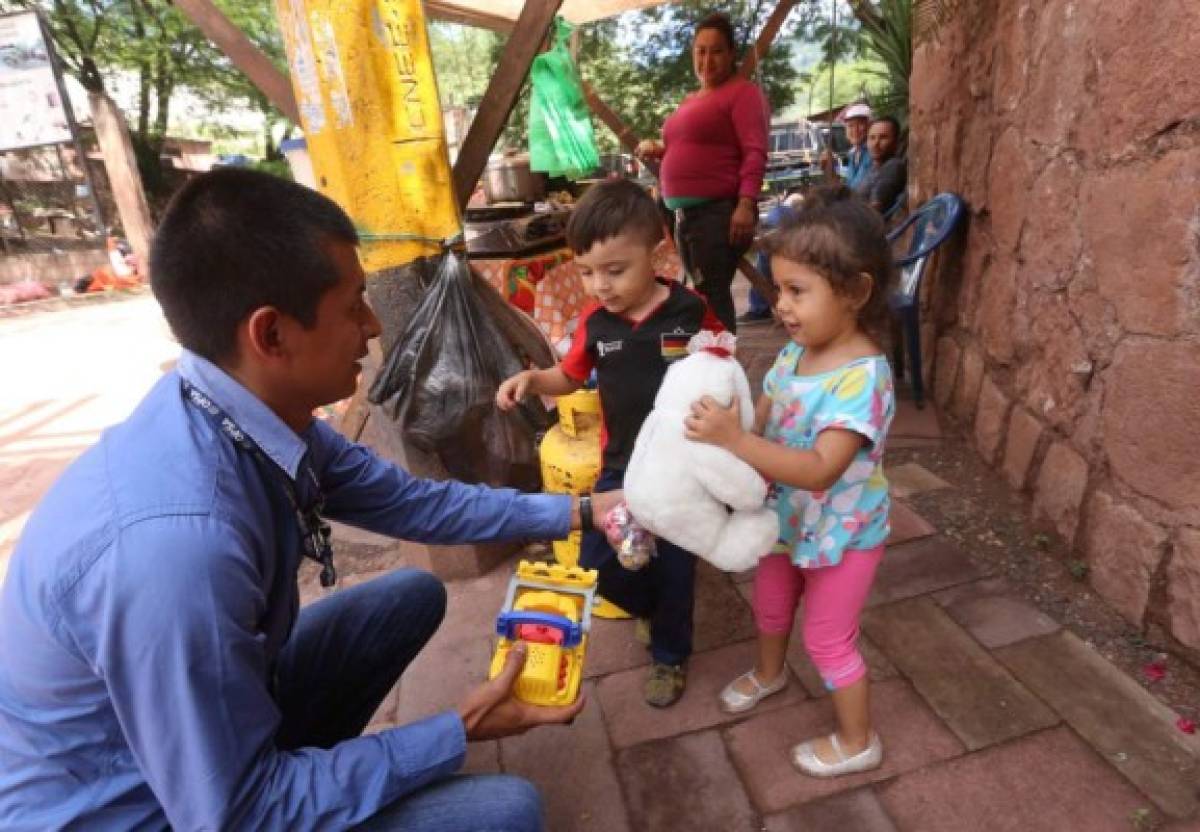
left=274, top=0, right=461, bottom=273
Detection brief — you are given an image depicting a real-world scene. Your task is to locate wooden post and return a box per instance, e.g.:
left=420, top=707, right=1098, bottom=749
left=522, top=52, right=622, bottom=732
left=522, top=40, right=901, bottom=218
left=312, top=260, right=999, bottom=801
left=173, top=0, right=300, bottom=125
left=451, top=0, right=563, bottom=209
left=582, top=81, right=639, bottom=154
left=738, top=0, right=800, bottom=79
left=88, top=92, right=154, bottom=265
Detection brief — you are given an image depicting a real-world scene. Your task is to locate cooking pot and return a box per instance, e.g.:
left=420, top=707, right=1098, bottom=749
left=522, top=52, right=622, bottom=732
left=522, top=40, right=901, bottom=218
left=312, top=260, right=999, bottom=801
left=482, top=153, right=546, bottom=204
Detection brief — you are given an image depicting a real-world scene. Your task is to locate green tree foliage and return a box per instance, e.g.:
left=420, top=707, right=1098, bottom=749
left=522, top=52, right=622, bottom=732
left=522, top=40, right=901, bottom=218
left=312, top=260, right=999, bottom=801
left=428, top=21, right=500, bottom=110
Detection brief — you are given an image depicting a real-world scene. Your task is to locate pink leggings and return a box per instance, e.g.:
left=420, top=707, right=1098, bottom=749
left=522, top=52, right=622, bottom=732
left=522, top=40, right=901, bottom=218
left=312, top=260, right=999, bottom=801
left=753, top=545, right=885, bottom=691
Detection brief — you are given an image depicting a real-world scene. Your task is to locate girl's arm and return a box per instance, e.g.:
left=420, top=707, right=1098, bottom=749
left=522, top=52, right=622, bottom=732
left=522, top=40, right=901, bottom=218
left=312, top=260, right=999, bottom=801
left=685, top=396, right=865, bottom=492
left=752, top=394, right=771, bottom=436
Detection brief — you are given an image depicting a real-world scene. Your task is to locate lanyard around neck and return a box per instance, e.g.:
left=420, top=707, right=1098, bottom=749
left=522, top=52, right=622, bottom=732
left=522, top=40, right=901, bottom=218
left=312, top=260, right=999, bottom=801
left=181, top=380, right=337, bottom=587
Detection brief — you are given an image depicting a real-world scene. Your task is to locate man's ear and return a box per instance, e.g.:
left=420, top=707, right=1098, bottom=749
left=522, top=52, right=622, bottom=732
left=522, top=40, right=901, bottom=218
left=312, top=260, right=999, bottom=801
left=243, top=306, right=285, bottom=361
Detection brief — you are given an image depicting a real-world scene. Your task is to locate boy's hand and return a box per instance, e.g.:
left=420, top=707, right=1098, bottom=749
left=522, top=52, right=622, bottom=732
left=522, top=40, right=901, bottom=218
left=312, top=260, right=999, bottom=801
left=457, top=644, right=586, bottom=741
left=496, top=371, right=532, bottom=411
left=684, top=396, right=743, bottom=449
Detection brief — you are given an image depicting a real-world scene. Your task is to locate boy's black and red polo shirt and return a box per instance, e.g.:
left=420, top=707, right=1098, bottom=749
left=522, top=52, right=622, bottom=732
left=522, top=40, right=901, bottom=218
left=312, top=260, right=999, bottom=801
left=561, top=278, right=724, bottom=471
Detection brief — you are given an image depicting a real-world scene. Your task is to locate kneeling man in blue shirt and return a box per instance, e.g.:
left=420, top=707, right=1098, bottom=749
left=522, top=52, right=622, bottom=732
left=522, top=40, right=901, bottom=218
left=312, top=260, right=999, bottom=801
left=0, top=169, right=612, bottom=831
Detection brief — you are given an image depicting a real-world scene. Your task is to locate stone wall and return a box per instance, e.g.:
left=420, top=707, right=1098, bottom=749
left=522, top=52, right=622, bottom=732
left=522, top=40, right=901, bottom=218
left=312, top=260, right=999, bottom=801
left=0, top=248, right=108, bottom=287
left=909, top=0, right=1200, bottom=658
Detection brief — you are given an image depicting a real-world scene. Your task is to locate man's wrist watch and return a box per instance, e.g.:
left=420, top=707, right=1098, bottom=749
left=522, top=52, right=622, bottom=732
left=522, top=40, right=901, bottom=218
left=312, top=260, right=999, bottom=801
left=579, top=493, right=593, bottom=533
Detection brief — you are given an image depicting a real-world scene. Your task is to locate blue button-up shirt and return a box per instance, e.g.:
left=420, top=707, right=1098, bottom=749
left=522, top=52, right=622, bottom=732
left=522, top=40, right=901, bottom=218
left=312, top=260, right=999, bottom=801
left=0, top=350, right=571, bottom=830
left=845, top=143, right=873, bottom=190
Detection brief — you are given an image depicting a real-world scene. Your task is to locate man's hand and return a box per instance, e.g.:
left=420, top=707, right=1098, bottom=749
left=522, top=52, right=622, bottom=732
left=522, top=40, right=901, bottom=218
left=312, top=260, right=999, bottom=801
left=495, top=370, right=532, bottom=411
left=457, top=644, right=585, bottom=741
left=819, top=148, right=836, bottom=177
left=569, top=489, right=624, bottom=532
left=684, top=395, right=744, bottom=449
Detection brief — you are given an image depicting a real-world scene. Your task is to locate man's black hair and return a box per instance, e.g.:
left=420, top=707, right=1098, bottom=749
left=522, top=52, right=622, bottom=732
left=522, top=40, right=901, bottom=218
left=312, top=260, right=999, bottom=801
left=695, top=11, right=737, bottom=51
left=565, top=178, right=664, bottom=255
left=150, top=168, right=358, bottom=363
left=871, top=115, right=902, bottom=138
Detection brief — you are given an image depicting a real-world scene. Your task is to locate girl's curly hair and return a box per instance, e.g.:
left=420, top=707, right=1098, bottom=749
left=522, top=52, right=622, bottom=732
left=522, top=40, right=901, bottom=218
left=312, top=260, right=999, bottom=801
left=763, top=184, right=895, bottom=337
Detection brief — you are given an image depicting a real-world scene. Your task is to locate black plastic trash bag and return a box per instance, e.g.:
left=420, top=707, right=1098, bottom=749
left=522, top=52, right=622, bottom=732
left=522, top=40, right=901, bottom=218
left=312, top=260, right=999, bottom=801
left=368, top=249, right=552, bottom=490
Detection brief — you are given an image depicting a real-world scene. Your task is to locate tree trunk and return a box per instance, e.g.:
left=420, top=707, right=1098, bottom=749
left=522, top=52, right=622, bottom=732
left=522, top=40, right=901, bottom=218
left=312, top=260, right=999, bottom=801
left=153, top=78, right=172, bottom=139
left=89, top=92, right=154, bottom=264
left=137, top=68, right=151, bottom=140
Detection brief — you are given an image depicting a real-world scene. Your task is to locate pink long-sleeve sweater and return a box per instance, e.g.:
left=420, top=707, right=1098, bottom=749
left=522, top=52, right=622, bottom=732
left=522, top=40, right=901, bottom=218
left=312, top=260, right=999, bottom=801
left=660, top=77, right=769, bottom=201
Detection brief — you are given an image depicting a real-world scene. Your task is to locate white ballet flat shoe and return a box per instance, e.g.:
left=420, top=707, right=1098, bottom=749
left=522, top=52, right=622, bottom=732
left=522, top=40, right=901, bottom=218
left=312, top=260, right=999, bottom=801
left=791, top=732, right=883, bottom=778
left=718, top=669, right=788, bottom=714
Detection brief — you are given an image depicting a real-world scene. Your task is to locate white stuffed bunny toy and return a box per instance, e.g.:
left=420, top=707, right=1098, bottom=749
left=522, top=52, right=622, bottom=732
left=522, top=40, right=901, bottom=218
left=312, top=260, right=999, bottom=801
left=624, top=331, right=779, bottom=572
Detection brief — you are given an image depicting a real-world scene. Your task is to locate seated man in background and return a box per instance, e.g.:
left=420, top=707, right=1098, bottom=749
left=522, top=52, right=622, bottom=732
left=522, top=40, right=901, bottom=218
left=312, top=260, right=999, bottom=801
left=855, top=115, right=907, bottom=215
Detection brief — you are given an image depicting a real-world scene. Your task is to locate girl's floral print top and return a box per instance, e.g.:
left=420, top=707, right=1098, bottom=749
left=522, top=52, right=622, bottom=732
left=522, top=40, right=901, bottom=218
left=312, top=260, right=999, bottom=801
left=762, top=342, right=895, bottom=568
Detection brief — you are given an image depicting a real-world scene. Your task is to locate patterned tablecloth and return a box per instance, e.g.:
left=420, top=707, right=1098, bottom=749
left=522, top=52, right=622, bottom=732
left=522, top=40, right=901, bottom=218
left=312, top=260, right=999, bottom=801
left=473, top=239, right=684, bottom=355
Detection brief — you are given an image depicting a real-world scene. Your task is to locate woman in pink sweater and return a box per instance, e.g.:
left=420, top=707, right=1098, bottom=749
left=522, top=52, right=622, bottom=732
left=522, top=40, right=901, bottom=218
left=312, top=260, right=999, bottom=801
left=636, top=12, right=769, bottom=333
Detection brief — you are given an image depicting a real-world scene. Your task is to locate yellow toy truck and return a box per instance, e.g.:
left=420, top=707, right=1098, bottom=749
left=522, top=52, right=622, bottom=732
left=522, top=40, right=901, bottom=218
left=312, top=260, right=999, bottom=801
left=488, top=560, right=598, bottom=707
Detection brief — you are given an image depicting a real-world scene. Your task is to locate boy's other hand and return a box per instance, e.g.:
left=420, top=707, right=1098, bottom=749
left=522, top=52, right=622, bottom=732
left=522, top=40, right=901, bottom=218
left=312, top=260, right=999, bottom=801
left=457, top=644, right=586, bottom=741
left=684, top=395, right=743, bottom=449
left=495, top=371, right=531, bottom=411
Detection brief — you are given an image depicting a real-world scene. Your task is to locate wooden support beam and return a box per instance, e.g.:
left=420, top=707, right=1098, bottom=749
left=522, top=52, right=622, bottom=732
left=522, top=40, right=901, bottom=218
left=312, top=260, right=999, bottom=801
left=581, top=81, right=639, bottom=154
left=173, top=0, right=300, bottom=125
left=738, top=0, right=800, bottom=79
left=738, top=249, right=778, bottom=306
left=426, top=0, right=515, bottom=32
left=451, top=0, right=563, bottom=209
left=88, top=92, right=154, bottom=264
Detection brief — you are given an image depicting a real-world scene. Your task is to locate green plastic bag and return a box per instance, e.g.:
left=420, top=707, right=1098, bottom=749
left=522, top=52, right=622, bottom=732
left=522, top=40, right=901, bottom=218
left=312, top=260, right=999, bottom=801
left=528, top=18, right=600, bottom=179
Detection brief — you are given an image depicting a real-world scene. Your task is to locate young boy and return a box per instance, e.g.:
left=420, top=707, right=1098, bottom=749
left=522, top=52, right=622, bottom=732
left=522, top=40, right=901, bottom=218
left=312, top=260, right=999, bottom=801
left=496, top=179, right=724, bottom=707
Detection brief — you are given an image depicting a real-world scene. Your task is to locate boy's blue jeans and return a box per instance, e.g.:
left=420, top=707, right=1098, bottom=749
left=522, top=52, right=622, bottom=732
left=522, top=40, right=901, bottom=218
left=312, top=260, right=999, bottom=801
left=273, top=568, right=542, bottom=832
left=580, top=468, right=697, bottom=667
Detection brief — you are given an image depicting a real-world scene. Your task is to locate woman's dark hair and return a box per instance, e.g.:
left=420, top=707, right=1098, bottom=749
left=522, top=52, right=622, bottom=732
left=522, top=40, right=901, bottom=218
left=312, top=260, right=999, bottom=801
left=695, top=11, right=736, bottom=51
left=764, top=184, right=894, bottom=336
left=150, top=168, right=358, bottom=363
left=565, top=178, right=664, bottom=254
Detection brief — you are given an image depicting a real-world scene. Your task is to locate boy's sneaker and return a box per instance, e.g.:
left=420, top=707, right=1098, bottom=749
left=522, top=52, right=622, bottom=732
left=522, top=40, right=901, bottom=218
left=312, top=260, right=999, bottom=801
left=634, top=617, right=651, bottom=648
left=644, top=662, right=686, bottom=708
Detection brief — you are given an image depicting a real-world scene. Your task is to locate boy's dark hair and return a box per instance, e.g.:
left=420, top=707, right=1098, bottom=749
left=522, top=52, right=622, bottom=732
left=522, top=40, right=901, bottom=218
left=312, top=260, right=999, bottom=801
left=150, top=168, right=358, bottom=363
left=695, top=11, right=737, bottom=51
left=764, top=184, right=894, bottom=335
left=565, top=178, right=663, bottom=255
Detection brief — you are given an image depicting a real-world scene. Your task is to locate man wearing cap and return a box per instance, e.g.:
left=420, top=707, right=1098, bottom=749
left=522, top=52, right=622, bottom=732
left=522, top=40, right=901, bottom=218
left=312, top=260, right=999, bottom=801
left=821, top=102, right=873, bottom=189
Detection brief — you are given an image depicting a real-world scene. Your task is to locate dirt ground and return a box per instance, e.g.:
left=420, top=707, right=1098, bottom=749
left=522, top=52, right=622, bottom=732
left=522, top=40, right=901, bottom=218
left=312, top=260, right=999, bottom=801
left=891, top=438, right=1200, bottom=736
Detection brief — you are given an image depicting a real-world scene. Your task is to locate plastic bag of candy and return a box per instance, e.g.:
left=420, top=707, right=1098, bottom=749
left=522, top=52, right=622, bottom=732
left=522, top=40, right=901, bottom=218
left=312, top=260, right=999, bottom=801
left=603, top=501, right=656, bottom=571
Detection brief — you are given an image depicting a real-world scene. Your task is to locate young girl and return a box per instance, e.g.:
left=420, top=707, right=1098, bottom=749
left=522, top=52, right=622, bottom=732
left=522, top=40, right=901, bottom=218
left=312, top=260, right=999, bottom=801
left=685, top=185, right=895, bottom=778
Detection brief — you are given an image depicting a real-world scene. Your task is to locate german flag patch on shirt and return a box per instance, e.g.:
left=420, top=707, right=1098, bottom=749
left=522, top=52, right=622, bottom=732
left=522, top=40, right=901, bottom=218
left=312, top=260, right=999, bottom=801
left=660, top=330, right=691, bottom=362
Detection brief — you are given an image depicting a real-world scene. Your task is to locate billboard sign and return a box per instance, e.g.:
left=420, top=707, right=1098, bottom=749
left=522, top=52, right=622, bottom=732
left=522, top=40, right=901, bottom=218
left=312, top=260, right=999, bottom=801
left=0, top=12, right=72, bottom=152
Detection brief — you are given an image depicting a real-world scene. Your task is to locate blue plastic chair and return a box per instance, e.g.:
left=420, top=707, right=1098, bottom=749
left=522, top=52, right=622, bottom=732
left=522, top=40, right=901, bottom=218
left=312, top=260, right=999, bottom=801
left=881, top=190, right=907, bottom=222
left=885, top=193, right=965, bottom=408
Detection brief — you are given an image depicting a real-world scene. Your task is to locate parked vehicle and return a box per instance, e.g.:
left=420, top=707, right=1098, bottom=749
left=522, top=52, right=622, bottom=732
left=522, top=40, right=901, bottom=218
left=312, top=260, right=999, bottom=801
left=767, top=119, right=824, bottom=173
left=764, top=119, right=827, bottom=194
